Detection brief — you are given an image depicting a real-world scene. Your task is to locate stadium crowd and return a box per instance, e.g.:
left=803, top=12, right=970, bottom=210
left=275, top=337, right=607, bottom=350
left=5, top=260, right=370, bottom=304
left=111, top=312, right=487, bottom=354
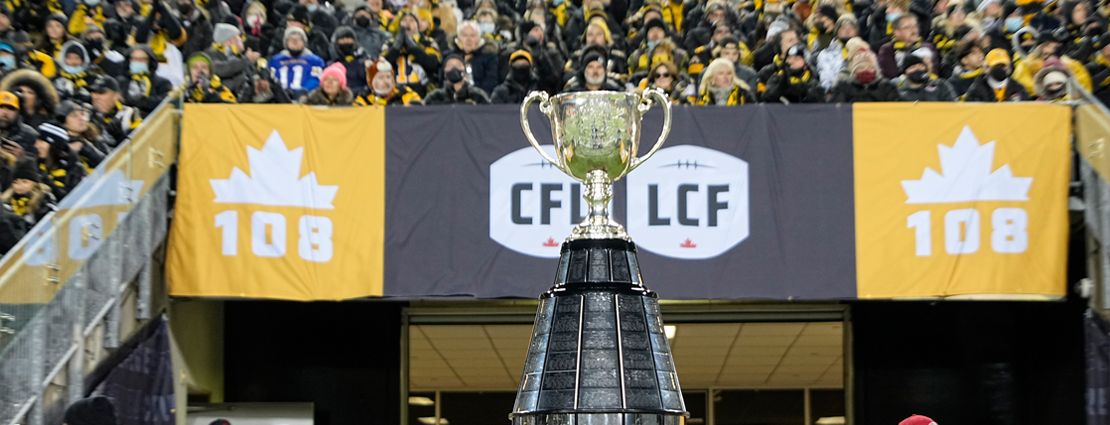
left=0, top=0, right=1103, bottom=249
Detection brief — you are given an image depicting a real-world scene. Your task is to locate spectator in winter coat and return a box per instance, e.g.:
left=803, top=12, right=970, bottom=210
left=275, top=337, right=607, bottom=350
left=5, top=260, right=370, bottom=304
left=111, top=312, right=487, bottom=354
left=80, top=25, right=125, bottom=78
left=947, top=41, right=985, bottom=97
left=692, top=58, right=757, bottom=105
left=877, top=14, right=940, bottom=78
left=491, top=50, right=540, bottom=104
left=832, top=50, right=901, bottom=102
left=89, top=76, right=141, bottom=148
left=2, top=160, right=55, bottom=228
left=354, top=59, right=423, bottom=106
left=58, top=101, right=108, bottom=171
left=813, top=14, right=859, bottom=92
left=1012, top=26, right=1092, bottom=93
left=1033, top=59, right=1072, bottom=101
left=175, top=0, right=215, bottom=58
left=0, top=90, right=39, bottom=153
left=240, top=62, right=291, bottom=104
left=242, top=1, right=277, bottom=56
left=637, top=60, right=692, bottom=104
left=37, top=14, right=70, bottom=60
left=451, top=20, right=502, bottom=94
left=1087, top=41, right=1110, bottom=105
left=424, top=53, right=491, bottom=104
left=896, top=53, right=957, bottom=101
left=185, top=53, right=238, bottom=103
left=963, top=48, right=1030, bottom=101
left=33, top=123, right=84, bottom=201
left=382, top=11, right=442, bottom=97
left=331, top=27, right=371, bottom=95
left=500, top=20, right=565, bottom=95
left=712, top=37, right=758, bottom=93
left=1, top=70, right=60, bottom=129
left=565, top=46, right=625, bottom=91
left=53, top=41, right=95, bottom=103
left=120, top=45, right=174, bottom=115
left=303, top=62, right=355, bottom=106
left=206, top=23, right=255, bottom=97
left=762, top=44, right=825, bottom=103
left=349, top=5, right=392, bottom=58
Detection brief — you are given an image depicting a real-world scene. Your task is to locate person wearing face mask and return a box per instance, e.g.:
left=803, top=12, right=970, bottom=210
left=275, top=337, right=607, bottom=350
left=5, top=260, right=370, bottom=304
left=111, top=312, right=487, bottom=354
left=450, top=20, right=501, bottom=94
left=118, top=45, right=172, bottom=114
left=268, top=27, right=326, bottom=99
left=80, top=26, right=126, bottom=77
left=53, top=41, right=96, bottom=103
left=500, top=19, right=565, bottom=94
left=349, top=5, right=392, bottom=58
left=105, top=0, right=144, bottom=53
left=1068, top=18, right=1104, bottom=61
left=354, top=58, right=422, bottom=105
left=628, top=19, right=687, bottom=76
left=491, top=49, right=539, bottom=104
left=814, top=14, right=858, bottom=92
left=1, top=69, right=60, bottom=128
left=1012, top=27, right=1091, bottom=93
left=2, top=159, right=55, bottom=228
left=563, top=19, right=628, bottom=81
left=806, top=5, right=839, bottom=53
left=963, top=48, right=1030, bottom=101
left=895, top=52, right=956, bottom=101
left=331, top=28, right=371, bottom=95
left=240, top=1, right=276, bottom=57
left=67, top=0, right=108, bottom=36
left=300, top=0, right=342, bottom=38
left=88, top=76, right=140, bottom=148
left=687, top=21, right=745, bottom=80
left=753, top=24, right=799, bottom=85
left=1013, top=0, right=1061, bottom=33
left=831, top=50, right=900, bottom=101
left=204, top=23, right=254, bottom=96
left=762, top=44, right=825, bottom=103
left=272, top=5, right=333, bottom=62
left=1033, top=61, right=1071, bottom=101
left=175, top=0, right=215, bottom=58
left=423, top=52, right=491, bottom=104
left=132, top=0, right=188, bottom=81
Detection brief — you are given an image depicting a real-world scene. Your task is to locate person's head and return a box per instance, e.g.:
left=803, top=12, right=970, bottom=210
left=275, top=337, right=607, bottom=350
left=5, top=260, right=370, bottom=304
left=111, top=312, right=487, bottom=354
left=848, top=50, right=879, bottom=83
left=367, top=0, right=383, bottom=12
left=716, top=37, right=741, bottom=63
left=177, top=0, right=197, bottom=15
left=813, top=4, right=838, bottom=33
left=956, top=42, right=984, bottom=69
left=320, top=62, right=347, bottom=96
left=784, top=43, right=806, bottom=71
left=705, top=57, right=736, bottom=88
left=89, top=76, right=120, bottom=113
left=62, top=43, right=87, bottom=69
left=509, top=49, right=533, bottom=81
left=10, top=162, right=37, bottom=195
left=1071, top=0, right=1089, bottom=24
left=981, top=0, right=1003, bottom=17
left=284, top=27, right=307, bottom=54
left=128, top=46, right=152, bottom=75
left=1039, top=67, right=1068, bottom=98
left=0, top=43, right=15, bottom=72
left=985, top=47, right=1011, bottom=79
left=457, top=20, right=482, bottom=51
left=645, top=19, right=668, bottom=43
left=650, top=60, right=678, bottom=90
left=443, top=53, right=467, bottom=84
left=835, top=14, right=859, bottom=40
left=61, top=102, right=90, bottom=134
left=777, top=29, right=799, bottom=54
left=523, top=20, right=545, bottom=43
left=1101, top=41, right=1110, bottom=59
left=115, top=0, right=135, bottom=18
left=368, top=59, right=396, bottom=95
left=63, top=396, right=118, bottom=425
left=474, top=10, right=497, bottom=35
left=399, top=12, right=420, bottom=34
left=187, top=53, right=212, bottom=82
left=14, top=85, right=35, bottom=112
left=35, top=122, right=68, bottom=161
left=0, top=91, right=18, bottom=127
left=213, top=23, right=243, bottom=53
left=641, top=8, right=663, bottom=26
left=0, top=7, right=11, bottom=31
left=893, top=14, right=919, bottom=42
left=334, top=28, right=358, bottom=56
left=585, top=20, right=612, bottom=47
left=353, top=6, right=374, bottom=27
left=898, top=414, right=936, bottom=425
left=705, top=3, right=727, bottom=25
left=45, top=15, right=66, bottom=40
left=901, top=53, right=929, bottom=84
left=711, top=22, right=733, bottom=43
left=1037, top=28, right=1067, bottom=57
left=582, top=49, right=608, bottom=86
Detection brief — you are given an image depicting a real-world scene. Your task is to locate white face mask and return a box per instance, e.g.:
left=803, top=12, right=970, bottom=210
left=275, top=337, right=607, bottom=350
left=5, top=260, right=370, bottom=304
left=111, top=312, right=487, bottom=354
left=478, top=22, right=495, bottom=34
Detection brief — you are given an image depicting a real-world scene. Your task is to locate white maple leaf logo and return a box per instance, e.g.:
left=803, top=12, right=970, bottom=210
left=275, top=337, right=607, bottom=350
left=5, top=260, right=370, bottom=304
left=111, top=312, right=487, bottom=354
left=901, top=126, right=1032, bottom=204
left=209, top=130, right=339, bottom=209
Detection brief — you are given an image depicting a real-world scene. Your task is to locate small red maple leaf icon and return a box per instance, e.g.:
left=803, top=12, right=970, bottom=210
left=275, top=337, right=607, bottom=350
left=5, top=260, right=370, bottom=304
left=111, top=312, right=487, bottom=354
left=680, top=238, right=697, bottom=248
left=543, top=237, right=559, bottom=247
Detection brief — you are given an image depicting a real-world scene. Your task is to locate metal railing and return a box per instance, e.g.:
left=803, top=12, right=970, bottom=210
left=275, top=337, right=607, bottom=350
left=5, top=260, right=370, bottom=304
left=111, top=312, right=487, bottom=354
left=0, top=92, right=181, bottom=425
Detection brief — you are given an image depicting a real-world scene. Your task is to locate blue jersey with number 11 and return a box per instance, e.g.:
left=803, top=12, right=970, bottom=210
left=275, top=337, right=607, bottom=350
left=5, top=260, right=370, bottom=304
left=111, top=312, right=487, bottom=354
left=268, top=52, right=325, bottom=95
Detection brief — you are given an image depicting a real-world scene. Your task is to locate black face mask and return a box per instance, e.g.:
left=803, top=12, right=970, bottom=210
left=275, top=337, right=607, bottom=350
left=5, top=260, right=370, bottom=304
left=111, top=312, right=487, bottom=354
left=814, top=22, right=827, bottom=33
left=85, top=39, right=103, bottom=52
left=178, top=2, right=193, bottom=15
left=288, top=47, right=304, bottom=57
left=907, top=70, right=929, bottom=83
left=445, top=68, right=465, bottom=83
left=989, top=65, right=1009, bottom=80
left=1020, top=4, right=1040, bottom=15
left=337, top=43, right=356, bottom=56
left=355, top=16, right=372, bottom=28
left=511, top=65, right=531, bottom=81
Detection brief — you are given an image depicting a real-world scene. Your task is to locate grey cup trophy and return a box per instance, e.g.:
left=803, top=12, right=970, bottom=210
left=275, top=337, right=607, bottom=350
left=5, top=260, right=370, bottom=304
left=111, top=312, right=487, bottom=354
left=520, top=89, right=672, bottom=241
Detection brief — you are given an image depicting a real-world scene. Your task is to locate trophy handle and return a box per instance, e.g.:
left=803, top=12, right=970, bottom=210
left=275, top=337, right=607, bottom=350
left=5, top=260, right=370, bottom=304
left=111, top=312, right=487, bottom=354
left=630, top=88, right=672, bottom=172
left=520, top=91, right=564, bottom=172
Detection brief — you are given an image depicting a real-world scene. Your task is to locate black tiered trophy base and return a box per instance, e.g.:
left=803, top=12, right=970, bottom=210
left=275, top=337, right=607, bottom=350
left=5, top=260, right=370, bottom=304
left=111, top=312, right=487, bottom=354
left=510, top=239, right=687, bottom=425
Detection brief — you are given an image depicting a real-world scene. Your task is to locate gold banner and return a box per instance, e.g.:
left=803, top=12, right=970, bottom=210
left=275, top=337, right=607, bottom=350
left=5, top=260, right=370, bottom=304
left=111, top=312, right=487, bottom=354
left=167, top=105, right=385, bottom=300
left=853, top=103, right=1070, bottom=299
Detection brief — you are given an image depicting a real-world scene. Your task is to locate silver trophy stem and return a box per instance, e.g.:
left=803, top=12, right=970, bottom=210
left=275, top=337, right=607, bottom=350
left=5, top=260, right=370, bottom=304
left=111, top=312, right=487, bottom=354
left=569, top=170, right=629, bottom=241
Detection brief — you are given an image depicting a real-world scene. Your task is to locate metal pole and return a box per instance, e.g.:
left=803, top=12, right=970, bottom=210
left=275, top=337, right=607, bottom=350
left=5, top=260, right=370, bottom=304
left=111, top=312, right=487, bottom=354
left=434, top=391, right=442, bottom=425
left=804, top=388, right=811, bottom=425
left=706, top=388, right=715, bottom=425
left=400, top=310, right=410, bottom=425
